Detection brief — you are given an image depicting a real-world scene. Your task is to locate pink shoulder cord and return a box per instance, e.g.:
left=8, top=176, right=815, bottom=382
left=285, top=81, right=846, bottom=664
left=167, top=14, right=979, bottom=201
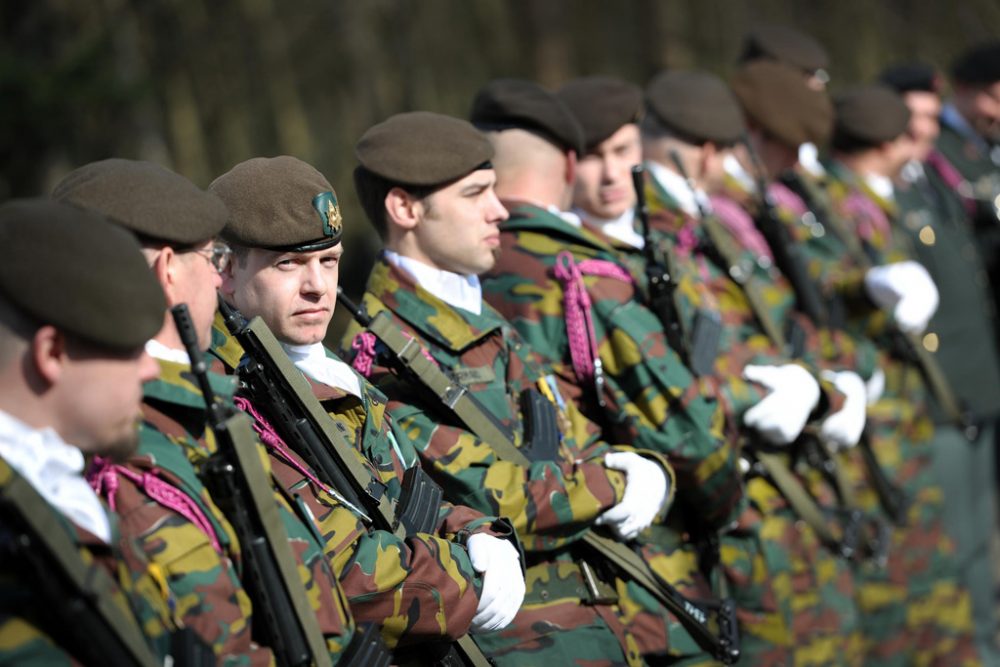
left=350, top=329, right=439, bottom=379
left=351, top=332, right=378, bottom=377
left=88, top=456, right=223, bottom=554
left=926, top=150, right=978, bottom=217
left=551, top=250, right=634, bottom=385
left=231, top=396, right=334, bottom=497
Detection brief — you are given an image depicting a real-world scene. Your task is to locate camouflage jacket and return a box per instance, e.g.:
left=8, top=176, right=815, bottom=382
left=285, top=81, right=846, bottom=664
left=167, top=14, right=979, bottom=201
left=92, top=357, right=355, bottom=664
left=0, top=456, right=175, bottom=665
left=212, top=320, right=501, bottom=648
left=481, top=200, right=742, bottom=530
left=340, top=256, right=695, bottom=661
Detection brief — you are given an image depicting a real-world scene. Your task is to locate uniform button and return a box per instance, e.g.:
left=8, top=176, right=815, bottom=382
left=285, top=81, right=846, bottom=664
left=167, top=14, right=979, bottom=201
left=539, top=590, right=549, bottom=600
left=918, top=225, right=936, bottom=246
left=922, top=332, right=939, bottom=353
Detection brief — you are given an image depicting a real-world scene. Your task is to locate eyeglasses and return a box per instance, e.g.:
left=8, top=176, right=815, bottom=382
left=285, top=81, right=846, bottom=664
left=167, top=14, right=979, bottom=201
left=188, top=242, right=232, bottom=273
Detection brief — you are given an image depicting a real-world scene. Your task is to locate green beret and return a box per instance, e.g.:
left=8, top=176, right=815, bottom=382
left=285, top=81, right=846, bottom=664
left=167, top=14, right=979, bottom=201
left=731, top=60, right=834, bottom=148
left=556, top=76, right=643, bottom=151
left=645, top=70, right=745, bottom=145
left=0, top=199, right=165, bottom=351
left=739, top=24, right=829, bottom=74
left=355, top=112, right=494, bottom=187
left=210, top=156, right=342, bottom=252
left=833, top=85, right=910, bottom=145
left=52, top=159, right=227, bottom=246
left=470, top=78, right=585, bottom=155
left=951, top=41, right=1000, bottom=85
left=879, top=62, right=943, bottom=94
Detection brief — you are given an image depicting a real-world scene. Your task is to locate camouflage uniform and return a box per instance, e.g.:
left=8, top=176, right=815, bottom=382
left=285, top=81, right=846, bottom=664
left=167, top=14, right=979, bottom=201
left=480, top=185, right=864, bottom=667
left=0, top=456, right=176, bottom=665
left=211, top=319, right=505, bottom=651
left=340, top=255, right=684, bottom=666
left=811, top=161, right=978, bottom=666
left=91, top=357, right=356, bottom=664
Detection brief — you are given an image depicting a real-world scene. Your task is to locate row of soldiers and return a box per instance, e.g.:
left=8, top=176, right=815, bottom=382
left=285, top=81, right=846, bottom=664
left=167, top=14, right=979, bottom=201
left=2, top=23, right=1000, bottom=667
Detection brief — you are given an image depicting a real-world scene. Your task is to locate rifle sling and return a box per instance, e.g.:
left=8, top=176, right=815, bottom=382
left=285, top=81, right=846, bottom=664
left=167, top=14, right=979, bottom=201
left=245, top=317, right=404, bottom=539
left=363, top=308, right=725, bottom=655
left=225, top=412, right=334, bottom=667
left=1, top=467, right=160, bottom=667
left=701, top=215, right=787, bottom=350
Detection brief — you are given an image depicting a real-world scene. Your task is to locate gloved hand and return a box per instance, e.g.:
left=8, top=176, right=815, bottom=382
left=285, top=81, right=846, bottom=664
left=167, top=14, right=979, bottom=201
left=595, top=451, right=669, bottom=541
left=467, top=533, right=525, bottom=633
left=819, top=370, right=867, bottom=450
left=743, top=364, right=821, bottom=444
left=865, top=367, right=886, bottom=405
left=864, top=261, right=939, bottom=334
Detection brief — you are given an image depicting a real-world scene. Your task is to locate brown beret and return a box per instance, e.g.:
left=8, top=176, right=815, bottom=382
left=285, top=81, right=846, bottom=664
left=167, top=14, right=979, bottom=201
left=556, top=76, right=643, bottom=151
left=952, top=41, right=1000, bottom=85
left=879, top=62, right=943, bottom=94
left=833, top=85, right=910, bottom=145
left=355, top=111, right=494, bottom=187
left=0, top=198, right=165, bottom=350
left=52, top=159, right=227, bottom=246
left=645, top=70, right=745, bottom=145
left=731, top=60, right=834, bottom=148
left=210, top=156, right=342, bottom=252
left=739, top=24, right=829, bottom=74
left=470, top=78, right=585, bottom=155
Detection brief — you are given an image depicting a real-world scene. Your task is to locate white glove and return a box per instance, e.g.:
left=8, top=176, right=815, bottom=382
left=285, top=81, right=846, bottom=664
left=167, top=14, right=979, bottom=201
left=865, top=368, right=886, bottom=405
left=467, top=533, right=525, bottom=633
left=819, top=370, right=867, bottom=450
left=743, top=364, right=821, bottom=445
left=595, top=451, right=669, bottom=541
left=864, top=261, right=939, bottom=334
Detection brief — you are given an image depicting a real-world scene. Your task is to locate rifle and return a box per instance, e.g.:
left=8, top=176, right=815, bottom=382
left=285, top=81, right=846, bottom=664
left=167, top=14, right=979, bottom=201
left=338, top=288, right=741, bottom=665
left=742, top=137, right=830, bottom=328
left=215, top=297, right=486, bottom=667
left=631, top=164, right=690, bottom=364
left=172, top=304, right=333, bottom=667
left=0, top=461, right=164, bottom=667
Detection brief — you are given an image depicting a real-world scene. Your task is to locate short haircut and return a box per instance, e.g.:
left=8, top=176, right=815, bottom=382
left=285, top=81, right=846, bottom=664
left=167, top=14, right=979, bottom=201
left=353, top=166, right=438, bottom=240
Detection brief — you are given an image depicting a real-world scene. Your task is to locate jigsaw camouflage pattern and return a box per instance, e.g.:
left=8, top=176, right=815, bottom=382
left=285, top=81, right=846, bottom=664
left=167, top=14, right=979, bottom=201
left=0, top=457, right=176, bottom=665
left=212, top=318, right=501, bottom=649
left=90, top=357, right=355, bottom=664
left=340, top=256, right=689, bottom=665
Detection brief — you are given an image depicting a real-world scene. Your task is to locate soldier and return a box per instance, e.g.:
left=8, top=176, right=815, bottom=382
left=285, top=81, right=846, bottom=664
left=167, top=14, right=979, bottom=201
left=820, top=84, right=979, bottom=666
left=342, top=109, right=692, bottom=666
left=938, top=41, right=1000, bottom=314
left=0, top=198, right=174, bottom=664
left=54, top=159, right=355, bottom=664
left=209, top=155, right=525, bottom=655
left=881, top=61, right=1000, bottom=664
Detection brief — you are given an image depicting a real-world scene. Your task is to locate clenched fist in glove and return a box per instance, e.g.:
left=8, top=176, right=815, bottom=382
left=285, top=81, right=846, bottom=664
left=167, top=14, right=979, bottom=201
left=743, top=364, right=821, bottom=445
left=864, top=260, right=939, bottom=334
left=467, top=533, right=526, bottom=633
left=595, top=451, right=670, bottom=541
left=819, top=370, right=867, bottom=450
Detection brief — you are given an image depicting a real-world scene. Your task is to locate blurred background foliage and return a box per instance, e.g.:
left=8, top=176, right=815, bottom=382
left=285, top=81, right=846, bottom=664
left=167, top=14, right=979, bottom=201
left=3, top=0, right=999, bottom=337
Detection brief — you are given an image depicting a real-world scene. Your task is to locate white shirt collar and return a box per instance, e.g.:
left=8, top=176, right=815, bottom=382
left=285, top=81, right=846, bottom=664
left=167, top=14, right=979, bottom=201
left=723, top=154, right=758, bottom=193
left=0, top=409, right=111, bottom=542
left=145, top=339, right=190, bottom=365
left=548, top=205, right=583, bottom=228
left=383, top=249, right=483, bottom=315
left=280, top=342, right=362, bottom=398
left=863, top=172, right=896, bottom=202
left=575, top=206, right=645, bottom=249
left=644, top=160, right=709, bottom=217
left=798, top=142, right=827, bottom=177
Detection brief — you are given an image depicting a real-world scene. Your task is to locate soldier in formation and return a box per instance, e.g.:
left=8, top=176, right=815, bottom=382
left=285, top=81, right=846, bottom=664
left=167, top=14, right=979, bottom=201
left=3, top=23, right=1000, bottom=667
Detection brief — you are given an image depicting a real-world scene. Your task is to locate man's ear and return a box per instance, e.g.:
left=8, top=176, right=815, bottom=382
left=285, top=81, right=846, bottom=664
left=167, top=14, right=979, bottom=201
left=384, top=187, right=423, bottom=231
left=149, top=246, right=180, bottom=306
left=31, top=325, right=66, bottom=387
left=564, top=150, right=578, bottom=187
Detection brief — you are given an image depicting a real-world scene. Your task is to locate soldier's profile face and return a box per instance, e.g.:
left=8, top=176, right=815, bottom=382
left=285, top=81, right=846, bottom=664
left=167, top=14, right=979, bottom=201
left=56, top=338, right=159, bottom=460
left=574, top=123, right=641, bottom=220
left=412, top=169, right=508, bottom=276
left=223, top=244, right=342, bottom=346
left=968, top=80, right=1000, bottom=143
left=174, top=239, right=224, bottom=350
left=903, top=91, right=941, bottom=162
